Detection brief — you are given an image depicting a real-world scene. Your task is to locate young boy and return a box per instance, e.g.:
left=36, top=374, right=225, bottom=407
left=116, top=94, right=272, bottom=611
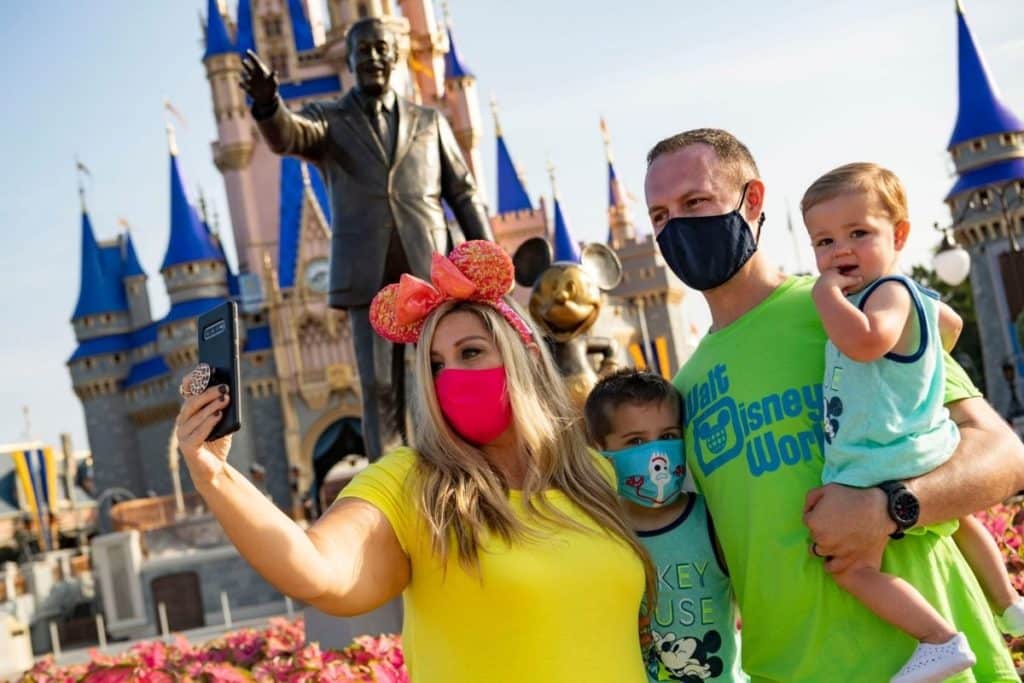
left=802, top=162, right=1024, bottom=683
left=585, top=369, right=746, bottom=682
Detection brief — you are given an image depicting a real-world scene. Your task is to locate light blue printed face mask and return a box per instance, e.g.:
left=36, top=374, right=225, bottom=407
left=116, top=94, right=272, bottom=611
left=603, top=439, right=685, bottom=508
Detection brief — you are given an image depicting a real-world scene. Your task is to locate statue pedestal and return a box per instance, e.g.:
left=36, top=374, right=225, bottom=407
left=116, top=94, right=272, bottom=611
left=303, top=597, right=402, bottom=649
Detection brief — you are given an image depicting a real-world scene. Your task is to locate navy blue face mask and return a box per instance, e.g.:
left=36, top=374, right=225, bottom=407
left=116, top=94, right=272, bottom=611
left=655, top=183, right=766, bottom=291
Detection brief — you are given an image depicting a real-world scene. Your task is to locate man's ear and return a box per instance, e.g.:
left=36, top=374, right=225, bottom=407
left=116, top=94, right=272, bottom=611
left=743, top=178, right=766, bottom=226
left=894, top=220, right=910, bottom=250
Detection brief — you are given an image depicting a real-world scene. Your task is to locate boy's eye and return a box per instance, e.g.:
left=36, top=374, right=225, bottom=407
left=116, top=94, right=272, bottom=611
left=850, top=229, right=867, bottom=239
left=814, top=238, right=833, bottom=248
left=628, top=437, right=648, bottom=447
left=685, top=197, right=706, bottom=210
left=660, top=430, right=682, bottom=440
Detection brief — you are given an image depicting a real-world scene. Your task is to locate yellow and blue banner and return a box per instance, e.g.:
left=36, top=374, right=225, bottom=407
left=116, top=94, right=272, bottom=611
left=11, top=447, right=57, bottom=549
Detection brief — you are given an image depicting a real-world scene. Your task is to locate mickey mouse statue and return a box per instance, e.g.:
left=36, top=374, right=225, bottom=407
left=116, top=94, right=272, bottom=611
left=513, top=236, right=622, bottom=407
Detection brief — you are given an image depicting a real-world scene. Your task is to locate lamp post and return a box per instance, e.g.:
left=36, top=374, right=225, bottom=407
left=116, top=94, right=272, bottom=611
left=932, top=222, right=971, bottom=286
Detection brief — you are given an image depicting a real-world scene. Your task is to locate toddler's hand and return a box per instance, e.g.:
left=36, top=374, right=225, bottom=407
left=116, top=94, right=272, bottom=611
left=814, top=267, right=862, bottom=297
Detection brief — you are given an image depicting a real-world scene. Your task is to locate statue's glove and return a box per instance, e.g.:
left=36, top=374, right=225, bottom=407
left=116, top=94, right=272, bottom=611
left=240, top=49, right=279, bottom=108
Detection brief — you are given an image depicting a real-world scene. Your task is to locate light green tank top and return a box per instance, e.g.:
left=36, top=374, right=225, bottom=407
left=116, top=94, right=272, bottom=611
left=822, top=274, right=960, bottom=487
left=639, top=494, right=746, bottom=682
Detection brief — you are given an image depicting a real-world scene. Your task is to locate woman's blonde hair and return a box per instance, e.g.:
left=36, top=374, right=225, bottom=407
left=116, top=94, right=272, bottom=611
left=411, top=298, right=656, bottom=605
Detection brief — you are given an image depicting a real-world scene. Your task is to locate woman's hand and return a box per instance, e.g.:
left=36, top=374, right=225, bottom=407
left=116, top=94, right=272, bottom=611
left=176, top=364, right=233, bottom=485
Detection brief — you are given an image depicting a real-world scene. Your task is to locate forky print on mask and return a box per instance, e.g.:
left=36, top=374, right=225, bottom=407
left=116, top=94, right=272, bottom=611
left=624, top=449, right=686, bottom=506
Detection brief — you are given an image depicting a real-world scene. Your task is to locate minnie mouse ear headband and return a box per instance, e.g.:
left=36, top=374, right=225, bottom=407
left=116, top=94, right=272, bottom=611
left=369, top=240, right=538, bottom=348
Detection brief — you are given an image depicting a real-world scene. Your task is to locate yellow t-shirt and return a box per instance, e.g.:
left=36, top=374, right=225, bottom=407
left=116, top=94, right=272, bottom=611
left=339, top=447, right=647, bottom=683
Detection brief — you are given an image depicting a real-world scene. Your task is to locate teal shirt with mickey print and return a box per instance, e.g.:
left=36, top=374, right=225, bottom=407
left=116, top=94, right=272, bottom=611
left=639, top=494, right=747, bottom=682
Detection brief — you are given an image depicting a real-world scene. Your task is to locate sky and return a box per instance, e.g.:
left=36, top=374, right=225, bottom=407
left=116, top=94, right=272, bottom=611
left=0, top=0, right=1022, bottom=453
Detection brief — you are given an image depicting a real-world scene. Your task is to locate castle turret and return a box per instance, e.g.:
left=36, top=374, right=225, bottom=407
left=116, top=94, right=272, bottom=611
left=489, top=99, right=548, bottom=256
left=68, top=199, right=144, bottom=495
left=943, top=0, right=1024, bottom=415
left=442, top=14, right=487, bottom=203
left=121, top=231, right=152, bottom=328
left=204, top=0, right=263, bottom=272
left=601, top=118, right=636, bottom=247
left=548, top=163, right=581, bottom=263
left=160, top=126, right=230, bottom=307
left=398, top=0, right=446, bottom=105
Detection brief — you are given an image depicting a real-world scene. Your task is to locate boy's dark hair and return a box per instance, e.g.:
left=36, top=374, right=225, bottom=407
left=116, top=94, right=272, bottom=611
left=584, top=369, right=683, bottom=446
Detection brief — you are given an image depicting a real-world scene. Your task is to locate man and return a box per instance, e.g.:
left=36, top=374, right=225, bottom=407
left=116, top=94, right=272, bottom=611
left=241, top=18, right=493, bottom=461
left=645, top=128, right=1024, bottom=681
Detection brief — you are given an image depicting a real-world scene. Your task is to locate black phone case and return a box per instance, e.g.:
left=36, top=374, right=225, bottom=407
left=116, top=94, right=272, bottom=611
left=197, top=301, right=242, bottom=440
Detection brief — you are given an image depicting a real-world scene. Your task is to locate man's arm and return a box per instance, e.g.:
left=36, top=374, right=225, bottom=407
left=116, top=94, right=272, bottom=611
left=912, top=396, right=1024, bottom=526
left=436, top=113, right=493, bottom=242
left=805, top=371, right=1024, bottom=572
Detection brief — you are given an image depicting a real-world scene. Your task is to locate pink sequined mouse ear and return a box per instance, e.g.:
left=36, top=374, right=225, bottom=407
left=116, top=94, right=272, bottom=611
left=448, top=240, right=515, bottom=300
left=370, top=277, right=432, bottom=344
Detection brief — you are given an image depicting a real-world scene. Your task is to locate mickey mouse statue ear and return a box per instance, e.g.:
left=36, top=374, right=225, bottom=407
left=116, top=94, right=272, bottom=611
left=580, top=243, right=623, bottom=291
left=512, top=236, right=554, bottom=288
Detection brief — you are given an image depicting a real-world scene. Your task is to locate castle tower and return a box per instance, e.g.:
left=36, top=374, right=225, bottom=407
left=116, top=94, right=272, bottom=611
left=601, top=118, right=636, bottom=247
left=160, top=127, right=230, bottom=309
left=121, top=231, right=152, bottom=329
left=548, top=163, right=581, bottom=263
left=441, top=12, right=487, bottom=203
left=203, top=0, right=261, bottom=274
left=397, top=0, right=446, bottom=106
left=67, top=199, right=145, bottom=495
left=943, top=0, right=1024, bottom=413
left=489, top=98, right=548, bottom=257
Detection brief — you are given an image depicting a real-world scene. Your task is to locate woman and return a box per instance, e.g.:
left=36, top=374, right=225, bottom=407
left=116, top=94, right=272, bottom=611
left=176, top=241, right=653, bottom=682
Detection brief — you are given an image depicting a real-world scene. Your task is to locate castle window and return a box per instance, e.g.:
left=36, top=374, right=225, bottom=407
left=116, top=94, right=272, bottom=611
left=84, top=359, right=94, bottom=369
left=972, top=139, right=986, bottom=152
left=357, top=3, right=369, bottom=18
left=1002, top=134, right=1014, bottom=146
left=951, top=148, right=960, bottom=160
left=104, top=314, right=112, bottom=323
left=263, top=15, right=283, bottom=38
left=113, top=353, right=122, bottom=363
left=269, top=53, right=290, bottom=79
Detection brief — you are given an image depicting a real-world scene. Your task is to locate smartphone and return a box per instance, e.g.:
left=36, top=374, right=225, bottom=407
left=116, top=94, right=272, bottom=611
left=197, top=301, right=242, bottom=441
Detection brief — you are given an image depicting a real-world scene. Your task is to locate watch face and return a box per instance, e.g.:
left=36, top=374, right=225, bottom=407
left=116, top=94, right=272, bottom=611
left=304, top=257, right=330, bottom=294
left=892, top=490, right=920, bottom=526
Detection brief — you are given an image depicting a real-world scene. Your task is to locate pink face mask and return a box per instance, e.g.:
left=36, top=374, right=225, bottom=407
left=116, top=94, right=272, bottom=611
left=434, top=366, right=513, bottom=445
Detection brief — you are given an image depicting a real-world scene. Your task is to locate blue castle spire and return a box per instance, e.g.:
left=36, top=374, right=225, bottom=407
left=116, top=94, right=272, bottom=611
left=121, top=231, right=146, bottom=278
left=287, top=0, right=315, bottom=51
left=549, top=163, right=580, bottom=263
left=236, top=0, right=255, bottom=55
left=947, top=0, right=1024, bottom=148
left=492, top=102, right=532, bottom=213
left=72, top=209, right=128, bottom=319
left=202, top=0, right=234, bottom=59
left=444, top=26, right=473, bottom=80
left=161, top=133, right=222, bottom=270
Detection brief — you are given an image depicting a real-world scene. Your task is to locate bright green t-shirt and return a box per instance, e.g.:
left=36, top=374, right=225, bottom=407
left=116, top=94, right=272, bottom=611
left=673, top=276, right=1016, bottom=682
left=340, top=448, right=647, bottom=683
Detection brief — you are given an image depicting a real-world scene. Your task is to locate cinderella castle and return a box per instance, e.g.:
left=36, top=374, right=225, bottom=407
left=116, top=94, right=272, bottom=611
left=67, top=0, right=694, bottom=509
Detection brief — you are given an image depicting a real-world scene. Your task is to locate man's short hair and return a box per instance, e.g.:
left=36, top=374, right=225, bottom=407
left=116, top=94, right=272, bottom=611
left=800, top=162, right=908, bottom=224
left=646, top=128, right=760, bottom=190
left=584, top=369, right=683, bottom=446
left=345, top=17, right=395, bottom=54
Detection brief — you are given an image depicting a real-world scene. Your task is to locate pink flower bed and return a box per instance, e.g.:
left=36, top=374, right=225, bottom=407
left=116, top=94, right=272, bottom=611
left=975, top=500, right=1024, bottom=669
left=16, top=618, right=407, bottom=683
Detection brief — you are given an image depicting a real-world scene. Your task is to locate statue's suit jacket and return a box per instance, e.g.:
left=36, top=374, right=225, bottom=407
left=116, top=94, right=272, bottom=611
left=257, top=90, right=493, bottom=308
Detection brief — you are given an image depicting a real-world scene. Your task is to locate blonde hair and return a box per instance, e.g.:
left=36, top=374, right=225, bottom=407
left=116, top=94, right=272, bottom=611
left=800, top=162, right=908, bottom=224
left=411, top=299, right=656, bottom=606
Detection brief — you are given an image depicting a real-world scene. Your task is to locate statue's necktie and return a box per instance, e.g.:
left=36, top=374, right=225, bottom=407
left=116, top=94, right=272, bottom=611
left=369, top=100, right=393, bottom=161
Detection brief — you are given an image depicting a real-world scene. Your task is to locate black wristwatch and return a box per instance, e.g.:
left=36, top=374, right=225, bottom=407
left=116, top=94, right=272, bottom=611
left=878, top=480, right=920, bottom=539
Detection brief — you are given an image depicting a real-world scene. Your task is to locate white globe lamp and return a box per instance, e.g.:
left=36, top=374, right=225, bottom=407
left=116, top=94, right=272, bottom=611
left=933, top=227, right=971, bottom=287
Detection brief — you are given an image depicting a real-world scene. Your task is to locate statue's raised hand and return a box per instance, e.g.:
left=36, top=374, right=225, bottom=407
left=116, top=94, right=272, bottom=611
left=240, top=49, right=278, bottom=106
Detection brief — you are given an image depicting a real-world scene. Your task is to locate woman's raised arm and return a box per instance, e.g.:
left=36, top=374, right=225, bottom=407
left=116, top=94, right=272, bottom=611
left=176, top=375, right=410, bottom=616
